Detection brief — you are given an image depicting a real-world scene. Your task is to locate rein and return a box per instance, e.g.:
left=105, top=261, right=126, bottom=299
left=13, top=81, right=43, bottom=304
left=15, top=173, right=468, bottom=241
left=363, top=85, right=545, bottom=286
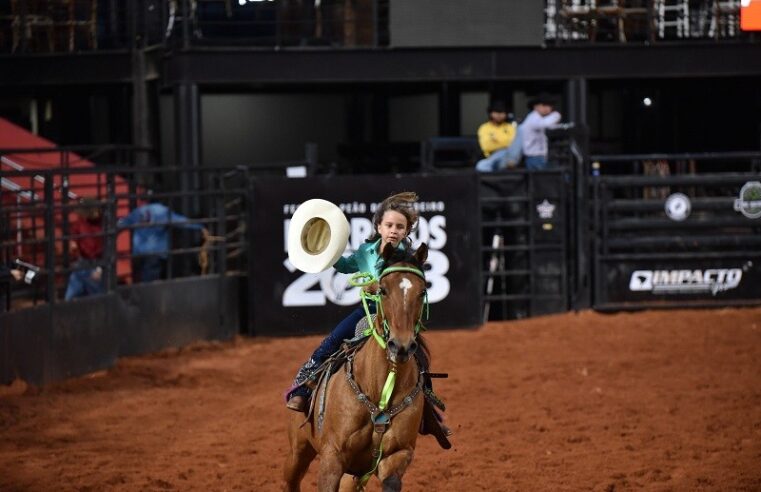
left=347, top=265, right=429, bottom=489
left=350, top=266, right=429, bottom=350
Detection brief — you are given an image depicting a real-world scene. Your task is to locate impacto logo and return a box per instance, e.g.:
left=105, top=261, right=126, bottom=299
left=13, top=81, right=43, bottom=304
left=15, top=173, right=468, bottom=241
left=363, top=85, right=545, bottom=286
left=629, top=269, right=743, bottom=296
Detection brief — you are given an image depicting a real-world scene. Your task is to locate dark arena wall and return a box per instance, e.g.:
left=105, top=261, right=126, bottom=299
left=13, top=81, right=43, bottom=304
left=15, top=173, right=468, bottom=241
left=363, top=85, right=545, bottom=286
left=0, top=276, right=240, bottom=386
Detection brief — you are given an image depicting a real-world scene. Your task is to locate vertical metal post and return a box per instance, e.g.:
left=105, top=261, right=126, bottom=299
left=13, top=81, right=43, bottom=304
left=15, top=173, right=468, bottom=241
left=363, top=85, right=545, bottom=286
left=61, top=152, right=71, bottom=271
left=573, top=125, right=591, bottom=310
left=216, top=172, right=228, bottom=328
left=44, top=174, right=56, bottom=304
left=372, top=0, right=378, bottom=47
left=438, top=82, right=460, bottom=137
left=105, top=173, right=117, bottom=292
left=181, top=0, right=191, bottom=49
left=244, top=172, right=257, bottom=336
left=564, top=77, right=588, bottom=127
left=18, top=0, right=29, bottom=53
left=174, top=82, right=201, bottom=217
left=305, top=143, right=318, bottom=176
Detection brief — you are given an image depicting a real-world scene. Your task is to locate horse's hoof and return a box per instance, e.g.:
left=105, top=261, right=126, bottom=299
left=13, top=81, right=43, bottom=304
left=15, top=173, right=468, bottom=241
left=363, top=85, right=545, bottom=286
left=286, top=395, right=307, bottom=412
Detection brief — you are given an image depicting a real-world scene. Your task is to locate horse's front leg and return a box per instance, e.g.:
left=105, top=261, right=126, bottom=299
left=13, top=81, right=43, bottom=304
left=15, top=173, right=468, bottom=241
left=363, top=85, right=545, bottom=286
left=283, top=421, right=317, bottom=492
left=377, top=448, right=414, bottom=492
left=317, top=448, right=346, bottom=492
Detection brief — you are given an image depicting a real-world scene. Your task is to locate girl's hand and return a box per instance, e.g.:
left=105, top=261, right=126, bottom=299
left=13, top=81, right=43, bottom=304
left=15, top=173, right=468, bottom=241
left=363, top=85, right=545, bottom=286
left=362, top=281, right=380, bottom=296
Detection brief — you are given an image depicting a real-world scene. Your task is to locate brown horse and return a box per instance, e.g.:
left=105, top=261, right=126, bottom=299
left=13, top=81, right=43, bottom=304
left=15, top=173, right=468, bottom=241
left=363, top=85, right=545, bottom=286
left=284, top=243, right=431, bottom=492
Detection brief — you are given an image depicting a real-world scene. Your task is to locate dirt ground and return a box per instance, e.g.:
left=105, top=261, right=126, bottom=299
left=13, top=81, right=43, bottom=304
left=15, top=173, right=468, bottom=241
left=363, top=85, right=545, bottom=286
left=1, top=307, right=761, bottom=491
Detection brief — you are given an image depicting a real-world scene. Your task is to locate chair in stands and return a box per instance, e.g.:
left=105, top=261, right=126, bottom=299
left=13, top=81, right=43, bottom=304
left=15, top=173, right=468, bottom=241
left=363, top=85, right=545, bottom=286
left=54, top=0, right=97, bottom=51
left=555, top=0, right=597, bottom=41
left=618, top=0, right=654, bottom=43
left=709, top=0, right=740, bottom=39
left=590, top=0, right=653, bottom=43
left=10, top=0, right=55, bottom=52
left=420, top=137, right=481, bottom=172
left=655, top=0, right=689, bottom=39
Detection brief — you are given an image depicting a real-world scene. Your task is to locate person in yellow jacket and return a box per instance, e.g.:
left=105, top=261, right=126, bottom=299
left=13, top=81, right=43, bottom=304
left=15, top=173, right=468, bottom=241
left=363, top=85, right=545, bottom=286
left=475, top=100, right=521, bottom=172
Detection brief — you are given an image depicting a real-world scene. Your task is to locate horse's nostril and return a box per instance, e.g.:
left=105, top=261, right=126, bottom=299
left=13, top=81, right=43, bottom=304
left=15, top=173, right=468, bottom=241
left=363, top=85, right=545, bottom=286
left=409, top=341, right=418, bottom=355
left=387, top=339, right=398, bottom=353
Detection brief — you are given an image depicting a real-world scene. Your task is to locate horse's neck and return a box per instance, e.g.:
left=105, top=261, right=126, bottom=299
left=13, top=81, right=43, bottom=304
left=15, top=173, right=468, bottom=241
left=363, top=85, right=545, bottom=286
left=354, top=336, right=418, bottom=401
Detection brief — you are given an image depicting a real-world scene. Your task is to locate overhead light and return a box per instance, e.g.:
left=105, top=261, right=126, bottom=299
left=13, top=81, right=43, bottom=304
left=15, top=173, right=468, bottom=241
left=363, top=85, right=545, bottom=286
left=642, top=97, right=653, bottom=107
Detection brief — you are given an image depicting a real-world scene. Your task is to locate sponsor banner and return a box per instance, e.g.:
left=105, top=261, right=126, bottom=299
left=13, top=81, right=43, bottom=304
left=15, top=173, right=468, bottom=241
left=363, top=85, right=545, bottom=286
left=600, top=259, right=761, bottom=304
left=250, top=174, right=481, bottom=335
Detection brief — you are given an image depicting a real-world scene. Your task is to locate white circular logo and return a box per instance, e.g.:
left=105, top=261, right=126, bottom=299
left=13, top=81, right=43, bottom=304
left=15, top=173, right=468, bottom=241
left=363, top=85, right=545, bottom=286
left=665, top=193, right=691, bottom=221
left=734, top=181, right=761, bottom=219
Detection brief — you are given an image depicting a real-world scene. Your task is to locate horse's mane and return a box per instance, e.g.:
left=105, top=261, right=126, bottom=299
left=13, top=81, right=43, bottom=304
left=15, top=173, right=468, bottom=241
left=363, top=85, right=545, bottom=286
left=384, top=247, right=422, bottom=268
left=383, top=246, right=431, bottom=364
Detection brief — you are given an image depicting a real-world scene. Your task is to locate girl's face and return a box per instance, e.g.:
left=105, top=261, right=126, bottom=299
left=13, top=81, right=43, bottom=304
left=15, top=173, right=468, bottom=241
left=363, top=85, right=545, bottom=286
left=377, top=210, right=408, bottom=250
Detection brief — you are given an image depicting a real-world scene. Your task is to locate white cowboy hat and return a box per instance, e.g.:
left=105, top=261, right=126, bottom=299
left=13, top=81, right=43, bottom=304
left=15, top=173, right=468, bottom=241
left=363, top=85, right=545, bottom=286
left=287, top=199, right=350, bottom=273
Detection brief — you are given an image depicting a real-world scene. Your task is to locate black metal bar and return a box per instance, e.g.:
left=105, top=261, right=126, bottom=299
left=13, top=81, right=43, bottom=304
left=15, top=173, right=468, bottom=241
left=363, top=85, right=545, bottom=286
left=604, top=235, right=761, bottom=249
left=599, top=174, right=757, bottom=187
left=61, top=161, right=71, bottom=271
left=182, top=0, right=191, bottom=50
left=606, top=197, right=734, bottom=211
left=608, top=217, right=757, bottom=230
left=43, top=174, right=55, bottom=304
left=599, top=251, right=761, bottom=261
left=217, top=172, right=228, bottom=328
left=595, top=299, right=761, bottom=311
left=105, top=173, right=117, bottom=292
left=592, top=151, right=761, bottom=162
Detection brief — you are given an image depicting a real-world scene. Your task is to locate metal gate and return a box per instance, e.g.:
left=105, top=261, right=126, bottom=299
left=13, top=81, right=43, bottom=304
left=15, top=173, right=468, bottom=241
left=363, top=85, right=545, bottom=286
left=591, top=153, right=761, bottom=309
left=477, top=125, right=590, bottom=322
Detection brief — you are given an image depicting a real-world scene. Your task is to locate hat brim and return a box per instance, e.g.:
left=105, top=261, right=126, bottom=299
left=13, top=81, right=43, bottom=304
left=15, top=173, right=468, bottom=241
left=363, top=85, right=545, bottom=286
left=287, top=199, right=350, bottom=273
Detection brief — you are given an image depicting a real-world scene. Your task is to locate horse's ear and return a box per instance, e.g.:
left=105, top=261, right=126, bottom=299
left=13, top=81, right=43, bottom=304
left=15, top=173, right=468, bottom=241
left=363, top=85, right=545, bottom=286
left=381, top=242, right=396, bottom=261
left=414, top=243, right=428, bottom=266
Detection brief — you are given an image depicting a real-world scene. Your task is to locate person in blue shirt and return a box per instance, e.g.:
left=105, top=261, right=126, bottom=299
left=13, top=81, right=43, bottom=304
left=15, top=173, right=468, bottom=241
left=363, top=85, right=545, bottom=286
left=117, top=199, right=207, bottom=283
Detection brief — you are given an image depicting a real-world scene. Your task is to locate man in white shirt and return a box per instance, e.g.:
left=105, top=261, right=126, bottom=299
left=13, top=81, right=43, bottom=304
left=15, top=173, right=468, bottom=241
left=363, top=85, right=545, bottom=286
left=521, top=93, right=561, bottom=170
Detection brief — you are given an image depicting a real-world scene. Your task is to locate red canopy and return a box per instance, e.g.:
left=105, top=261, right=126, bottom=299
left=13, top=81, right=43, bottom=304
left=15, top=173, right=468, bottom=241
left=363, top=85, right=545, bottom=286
left=0, top=117, right=133, bottom=281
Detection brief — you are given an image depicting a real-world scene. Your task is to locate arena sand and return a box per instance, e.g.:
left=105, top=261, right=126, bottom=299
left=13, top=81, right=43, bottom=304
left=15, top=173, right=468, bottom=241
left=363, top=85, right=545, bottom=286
left=1, top=307, right=760, bottom=491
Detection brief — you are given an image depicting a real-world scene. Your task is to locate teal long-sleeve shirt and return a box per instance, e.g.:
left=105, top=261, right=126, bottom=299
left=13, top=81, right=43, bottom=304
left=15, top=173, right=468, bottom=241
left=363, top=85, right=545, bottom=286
left=333, top=239, right=405, bottom=278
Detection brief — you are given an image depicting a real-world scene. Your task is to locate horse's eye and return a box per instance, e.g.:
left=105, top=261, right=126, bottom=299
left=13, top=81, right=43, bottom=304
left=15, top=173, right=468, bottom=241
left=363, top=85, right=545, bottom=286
left=379, top=287, right=387, bottom=296
left=418, top=291, right=427, bottom=299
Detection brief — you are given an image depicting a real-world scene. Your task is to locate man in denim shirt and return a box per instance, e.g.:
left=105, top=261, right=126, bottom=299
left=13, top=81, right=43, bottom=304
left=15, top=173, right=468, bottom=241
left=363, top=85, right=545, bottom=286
left=118, top=201, right=207, bottom=283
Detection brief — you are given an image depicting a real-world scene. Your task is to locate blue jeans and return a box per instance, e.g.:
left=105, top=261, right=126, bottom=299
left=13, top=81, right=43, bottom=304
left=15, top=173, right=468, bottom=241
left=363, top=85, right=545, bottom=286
left=475, top=126, right=523, bottom=173
left=524, top=155, right=548, bottom=170
left=135, top=256, right=167, bottom=283
left=476, top=148, right=512, bottom=172
left=311, top=302, right=376, bottom=362
left=289, top=302, right=376, bottom=399
left=64, top=264, right=105, bottom=300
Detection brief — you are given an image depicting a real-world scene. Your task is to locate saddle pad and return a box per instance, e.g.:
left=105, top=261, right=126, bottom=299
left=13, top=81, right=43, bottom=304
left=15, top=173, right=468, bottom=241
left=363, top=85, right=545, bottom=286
left=354, top=313, right=377, bottom=338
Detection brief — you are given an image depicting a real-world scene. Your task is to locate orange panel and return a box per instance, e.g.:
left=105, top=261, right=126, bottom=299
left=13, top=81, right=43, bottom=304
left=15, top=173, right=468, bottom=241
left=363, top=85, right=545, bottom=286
left=741, top=0, right=761, bottom=30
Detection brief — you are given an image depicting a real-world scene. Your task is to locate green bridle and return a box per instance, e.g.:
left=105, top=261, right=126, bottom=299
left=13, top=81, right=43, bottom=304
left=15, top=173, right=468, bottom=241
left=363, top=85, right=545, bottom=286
left=350, top=265, right=430, bottom=350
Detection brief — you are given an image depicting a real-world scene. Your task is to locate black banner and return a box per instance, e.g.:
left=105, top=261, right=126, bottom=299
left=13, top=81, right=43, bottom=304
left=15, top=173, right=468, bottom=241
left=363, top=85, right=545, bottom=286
left=249, top=174, right=481, bottom=336
left=599, top=257, right=761, bottom=305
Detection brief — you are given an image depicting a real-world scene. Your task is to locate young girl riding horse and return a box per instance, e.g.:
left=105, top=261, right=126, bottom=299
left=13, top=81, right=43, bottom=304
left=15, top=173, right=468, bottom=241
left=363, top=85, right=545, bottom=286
left=285, top=191, right=451, bottom=442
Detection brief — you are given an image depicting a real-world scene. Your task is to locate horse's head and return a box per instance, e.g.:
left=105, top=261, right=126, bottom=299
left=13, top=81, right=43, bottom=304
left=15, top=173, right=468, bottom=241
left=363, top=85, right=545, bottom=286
left=376, top=242, right=429, bottom=364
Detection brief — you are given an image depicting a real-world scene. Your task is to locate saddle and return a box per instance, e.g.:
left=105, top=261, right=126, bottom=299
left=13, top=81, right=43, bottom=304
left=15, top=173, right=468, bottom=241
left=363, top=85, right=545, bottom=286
left=295, top=316, right=451, bottom=449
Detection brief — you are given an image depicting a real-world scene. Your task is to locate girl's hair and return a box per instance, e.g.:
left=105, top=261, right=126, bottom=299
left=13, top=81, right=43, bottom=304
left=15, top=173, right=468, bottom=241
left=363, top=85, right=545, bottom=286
left=366, top=191, right=419, bottom=245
